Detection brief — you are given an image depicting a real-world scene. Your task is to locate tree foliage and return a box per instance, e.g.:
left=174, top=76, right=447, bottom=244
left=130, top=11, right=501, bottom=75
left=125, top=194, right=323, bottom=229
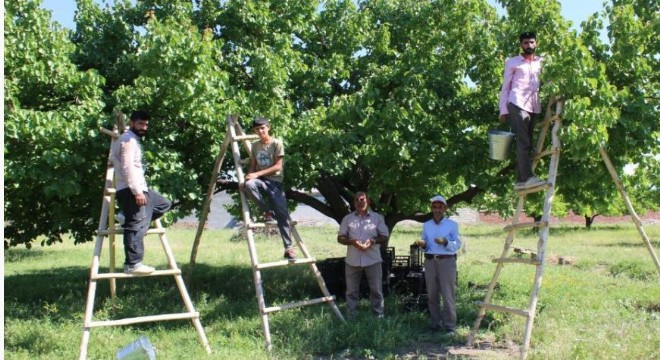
left=4, top=0, right=658, bottom=247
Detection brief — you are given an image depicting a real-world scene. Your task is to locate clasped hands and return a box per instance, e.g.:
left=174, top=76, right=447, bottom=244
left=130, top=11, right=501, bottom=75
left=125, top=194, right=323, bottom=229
left=351, top=239, right=375, bottom=251
left=413, top=237, right=447, bottom=248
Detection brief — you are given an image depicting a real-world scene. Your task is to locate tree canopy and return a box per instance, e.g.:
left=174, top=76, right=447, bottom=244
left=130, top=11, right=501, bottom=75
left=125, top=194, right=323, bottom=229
left=4, top=0, right=659, bottom=248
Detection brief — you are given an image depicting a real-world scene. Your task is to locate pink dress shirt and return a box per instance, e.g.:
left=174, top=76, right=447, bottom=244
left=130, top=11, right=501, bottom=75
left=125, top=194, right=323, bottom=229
left=499, top=54, right=542, bottom=116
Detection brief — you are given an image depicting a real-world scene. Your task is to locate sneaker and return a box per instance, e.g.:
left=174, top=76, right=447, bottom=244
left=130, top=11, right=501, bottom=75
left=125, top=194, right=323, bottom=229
left=124, top=263, right=155, bottom=275
left=115, top=211, right=125, bottom=226
left=283, top=248, right=296, bottom=261
left=514, top=176, right=546, bottom=191
left=263, top=211, right=278, bottom=225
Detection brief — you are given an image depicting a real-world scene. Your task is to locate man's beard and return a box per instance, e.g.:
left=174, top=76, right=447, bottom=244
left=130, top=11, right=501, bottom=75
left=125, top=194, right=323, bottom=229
left=523, top=47, right=536, bottom=55
left=132, top=129, right=147, bottom=137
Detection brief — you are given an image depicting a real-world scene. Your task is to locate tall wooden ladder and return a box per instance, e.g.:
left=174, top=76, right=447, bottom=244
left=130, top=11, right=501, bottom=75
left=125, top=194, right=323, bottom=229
left=79, top=119, right=211, bottom=359
left=466, top=97, right=564, bottom=360
left=189, top=114, right=345, bottom=351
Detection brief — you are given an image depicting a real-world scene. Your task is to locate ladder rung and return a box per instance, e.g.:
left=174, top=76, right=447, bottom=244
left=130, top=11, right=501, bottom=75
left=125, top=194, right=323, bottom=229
left=233, top=134, right=259, bottom=141
left=91, top=269, right=181, bottom=279
left=516, top=182, right=551, bottom=195
left=492, top=258, right=540, bottom=265
left=475, top=301, right=529, bottom=317
left=86, top=312, right=199, bottom=328
left=97, top=228, right=167, bottom=236
left=105, top=188, right=117, bottom=195
left=503, top=221, right=548, bottom=232
left=263, top=296, right=336, bottom=314
left=255, top=258, right=316, bottom=270
left=247, top=220, right=298, bottom=229
left=532, top=148, right=558, bottom=160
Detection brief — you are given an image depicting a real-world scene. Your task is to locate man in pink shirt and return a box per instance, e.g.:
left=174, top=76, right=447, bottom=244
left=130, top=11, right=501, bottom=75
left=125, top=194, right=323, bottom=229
left=499, top=31, right=546, bottom=191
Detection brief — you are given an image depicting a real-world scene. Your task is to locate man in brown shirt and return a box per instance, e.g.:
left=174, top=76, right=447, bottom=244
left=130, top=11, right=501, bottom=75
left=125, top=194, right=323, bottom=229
left=242, top=117, right=295, bottom=260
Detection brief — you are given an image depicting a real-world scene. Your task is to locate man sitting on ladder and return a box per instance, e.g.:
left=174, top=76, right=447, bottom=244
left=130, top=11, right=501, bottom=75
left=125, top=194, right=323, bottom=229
left=240, top=117, right=296, bottom=260
left=113, top=110, right=172, bottom=274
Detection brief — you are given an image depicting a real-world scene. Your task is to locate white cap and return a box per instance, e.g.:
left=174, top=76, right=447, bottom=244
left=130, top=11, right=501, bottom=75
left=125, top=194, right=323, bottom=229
left=430, top=195, right=447, bottom=205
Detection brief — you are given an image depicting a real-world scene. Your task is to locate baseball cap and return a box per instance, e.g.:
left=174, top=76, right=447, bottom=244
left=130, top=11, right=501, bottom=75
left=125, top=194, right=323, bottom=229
left=430, top=195, right=447, bottom=205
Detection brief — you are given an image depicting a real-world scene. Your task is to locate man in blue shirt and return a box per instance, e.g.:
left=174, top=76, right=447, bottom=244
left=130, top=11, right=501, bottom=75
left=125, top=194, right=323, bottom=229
left=419, top=195, right=462, bottom=333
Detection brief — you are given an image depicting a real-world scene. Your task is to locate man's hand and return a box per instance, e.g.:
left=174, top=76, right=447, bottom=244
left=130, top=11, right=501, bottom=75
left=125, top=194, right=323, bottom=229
left=352, top=239, right=370, bottom=251
left=135, top=193, right=147, bottom=206
left=415, top=240, right=427, bottom=249
left=499, top=114, right=508, bottom=123
left=245, top=172, right=257, bottom=181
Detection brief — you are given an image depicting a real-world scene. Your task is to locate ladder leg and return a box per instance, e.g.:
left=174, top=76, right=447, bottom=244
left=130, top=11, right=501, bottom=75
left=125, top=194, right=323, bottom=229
left=290, top=224, right=345, bottom=321
left=189, top=134, right=231, bottom=278
left=80, top=236, right=106, bottom=358
left=467, top=195, right=525, bottom=345
left=155, top=220, right=212, bottom=353
left=80, top=175, right=112, bottom=359
left=521, top=120, right=561, bottom=359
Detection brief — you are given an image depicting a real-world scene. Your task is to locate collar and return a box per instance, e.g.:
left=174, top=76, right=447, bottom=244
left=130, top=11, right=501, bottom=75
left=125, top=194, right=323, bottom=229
left=353, top=210, right=372, bottom=217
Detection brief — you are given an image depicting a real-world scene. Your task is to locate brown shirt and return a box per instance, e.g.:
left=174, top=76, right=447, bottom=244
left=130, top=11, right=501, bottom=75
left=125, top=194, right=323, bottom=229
left=251, top=138, right=284, bottom=182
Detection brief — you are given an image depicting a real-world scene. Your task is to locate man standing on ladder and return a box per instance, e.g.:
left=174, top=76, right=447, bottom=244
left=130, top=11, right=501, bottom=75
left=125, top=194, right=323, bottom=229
left=112, top=110, right=172, bottom=274
left=337, top=192, right=389, bottom=318
left=242, top=117, right=296, bottom=260
left=499, top=31, right=546, bottom=191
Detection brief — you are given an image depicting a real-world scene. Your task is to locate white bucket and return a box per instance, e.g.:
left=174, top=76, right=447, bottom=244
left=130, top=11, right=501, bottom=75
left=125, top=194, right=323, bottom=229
left=488, top=130, right=515, bottom=161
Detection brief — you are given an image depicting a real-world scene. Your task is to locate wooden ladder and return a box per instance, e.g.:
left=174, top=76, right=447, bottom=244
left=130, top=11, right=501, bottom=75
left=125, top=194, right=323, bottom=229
left=189, top=114, right=345, bottom=351
left=466, top=98, right=564, bottom=360
left=79, top=119, right=211, bottom=359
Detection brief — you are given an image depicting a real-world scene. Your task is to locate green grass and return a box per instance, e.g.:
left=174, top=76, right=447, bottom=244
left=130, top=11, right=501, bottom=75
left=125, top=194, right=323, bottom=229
left=4, top=223, right=660, bottom=359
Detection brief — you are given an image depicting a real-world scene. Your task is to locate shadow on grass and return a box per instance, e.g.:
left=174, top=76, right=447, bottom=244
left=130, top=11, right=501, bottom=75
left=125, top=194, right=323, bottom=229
left=594, top=241, right=655, bottom=248
left=4, top=261, right=506, bottom=357
left=4, top=248, right=48, bottom=263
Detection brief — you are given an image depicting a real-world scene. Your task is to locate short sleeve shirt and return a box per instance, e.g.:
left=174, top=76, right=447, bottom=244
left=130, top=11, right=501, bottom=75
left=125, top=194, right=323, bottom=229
left=251, top=138, right=284, bottom=182
left=338, top=211, right=390, bottom=267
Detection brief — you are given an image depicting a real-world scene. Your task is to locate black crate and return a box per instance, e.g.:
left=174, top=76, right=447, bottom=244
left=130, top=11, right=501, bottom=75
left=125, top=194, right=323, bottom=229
left=317, top=257, right=345, bottom=298
left=404, top=294, right=429, bottom=312
left=392, top=255, right=410, bottom=268
left=409, top=244, right=424, bottom=271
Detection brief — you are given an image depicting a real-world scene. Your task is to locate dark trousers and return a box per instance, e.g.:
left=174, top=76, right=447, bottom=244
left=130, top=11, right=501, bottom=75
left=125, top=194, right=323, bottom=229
left=345, top=262, right=384, bottom=317
left=243, top=177, right=293, bottom=249
left=507, top=102, right=537, bottom=183
left=116, top=188, right=171, bottom=266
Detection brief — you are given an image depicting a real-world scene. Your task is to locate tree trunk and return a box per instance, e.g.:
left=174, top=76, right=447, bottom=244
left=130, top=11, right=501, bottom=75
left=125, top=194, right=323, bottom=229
left=584, top=214, right=598, bottom=229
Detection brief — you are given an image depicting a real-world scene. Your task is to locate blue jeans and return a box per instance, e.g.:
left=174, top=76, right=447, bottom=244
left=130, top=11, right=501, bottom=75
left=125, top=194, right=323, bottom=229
left=243, top=177, right=293, bottom=249
left=116, top=188, right=171, bottom=266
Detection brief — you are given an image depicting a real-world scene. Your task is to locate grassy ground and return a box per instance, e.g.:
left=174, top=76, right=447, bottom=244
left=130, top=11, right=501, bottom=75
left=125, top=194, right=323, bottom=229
left=4, top=222, right=659, bottom=359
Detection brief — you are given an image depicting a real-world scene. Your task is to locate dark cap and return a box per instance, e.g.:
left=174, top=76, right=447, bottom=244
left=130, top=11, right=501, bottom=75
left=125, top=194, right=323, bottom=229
left=519, top=31, right=536, bottom=42
left=252, top=117, right=270, bottom=128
